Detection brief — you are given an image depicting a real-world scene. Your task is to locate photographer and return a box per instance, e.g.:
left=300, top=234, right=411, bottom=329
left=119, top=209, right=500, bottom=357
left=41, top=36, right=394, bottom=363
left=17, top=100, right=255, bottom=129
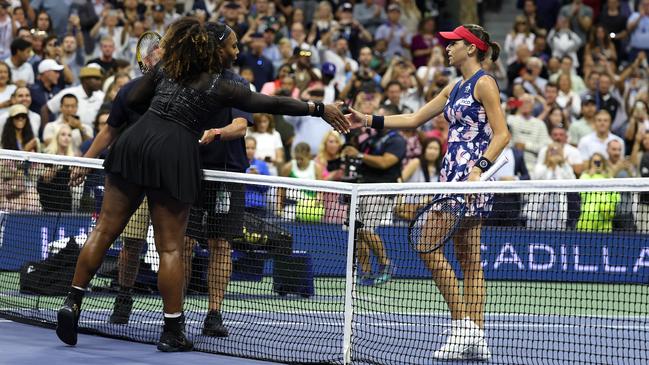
left=341, top=104, right=406, bottom=286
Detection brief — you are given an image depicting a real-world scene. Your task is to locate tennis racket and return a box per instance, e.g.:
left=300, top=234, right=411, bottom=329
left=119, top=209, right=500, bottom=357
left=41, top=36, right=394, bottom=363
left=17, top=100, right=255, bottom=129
left=136, top=31, right=162, bottom=74
left=408, top=155, right=509, bottom=254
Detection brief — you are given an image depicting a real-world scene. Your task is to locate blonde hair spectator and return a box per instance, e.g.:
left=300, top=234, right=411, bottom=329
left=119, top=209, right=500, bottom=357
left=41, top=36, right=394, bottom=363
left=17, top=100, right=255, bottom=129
left=44, top=124, right=76, bottom=156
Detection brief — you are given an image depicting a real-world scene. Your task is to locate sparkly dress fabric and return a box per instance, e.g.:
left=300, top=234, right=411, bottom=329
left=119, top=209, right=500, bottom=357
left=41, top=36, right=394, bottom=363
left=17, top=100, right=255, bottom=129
left=104, top=66, right=311, bottom=203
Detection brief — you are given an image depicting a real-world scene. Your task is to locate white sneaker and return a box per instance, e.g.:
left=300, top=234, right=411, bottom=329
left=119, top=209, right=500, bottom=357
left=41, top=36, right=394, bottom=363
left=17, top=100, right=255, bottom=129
left=433, top=318, right=491, bottom=361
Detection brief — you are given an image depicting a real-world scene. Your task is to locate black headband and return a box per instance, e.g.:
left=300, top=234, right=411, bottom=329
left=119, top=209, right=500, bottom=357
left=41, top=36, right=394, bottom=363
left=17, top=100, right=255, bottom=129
left=207, top=22, right=233, bottom=44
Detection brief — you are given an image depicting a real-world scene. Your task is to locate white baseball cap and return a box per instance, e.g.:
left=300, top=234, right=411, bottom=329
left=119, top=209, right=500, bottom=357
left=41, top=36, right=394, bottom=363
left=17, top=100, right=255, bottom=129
left=38, top=59, right=64, bottom=74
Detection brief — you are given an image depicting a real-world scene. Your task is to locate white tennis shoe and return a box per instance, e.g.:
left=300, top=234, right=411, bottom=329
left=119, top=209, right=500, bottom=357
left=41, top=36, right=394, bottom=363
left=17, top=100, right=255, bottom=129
left=433, top=317, right=491, bottom=361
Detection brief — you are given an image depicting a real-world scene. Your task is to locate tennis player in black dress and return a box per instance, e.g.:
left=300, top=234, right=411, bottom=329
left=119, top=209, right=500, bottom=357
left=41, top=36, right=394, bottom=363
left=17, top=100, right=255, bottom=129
left=56, top=17, right=349, bottom=351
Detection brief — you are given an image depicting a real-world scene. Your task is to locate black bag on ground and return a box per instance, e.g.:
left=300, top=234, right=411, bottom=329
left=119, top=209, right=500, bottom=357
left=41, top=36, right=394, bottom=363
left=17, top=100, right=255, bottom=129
left=231, top=212, right=293, bottom=255
left=19, top=237, right=80, bottom=295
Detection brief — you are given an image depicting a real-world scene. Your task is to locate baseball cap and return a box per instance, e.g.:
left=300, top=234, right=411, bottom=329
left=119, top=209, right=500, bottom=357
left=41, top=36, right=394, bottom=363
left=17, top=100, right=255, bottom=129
left=153, top=4, right=164, bottom=12
left=341, top=2, right=353, bottom=12
left=80, top=64, right=103, bottom=79
left=38, top=59, right=64, bottom=74
left=224, top=1, right=240, bottom=9
left=387, top=4, right=401, bottom=12
left=582, top=94, right=597, bottom=105
left=9, top=104, right=28, bottom=118
left=321, top=62, right=336, bottom=76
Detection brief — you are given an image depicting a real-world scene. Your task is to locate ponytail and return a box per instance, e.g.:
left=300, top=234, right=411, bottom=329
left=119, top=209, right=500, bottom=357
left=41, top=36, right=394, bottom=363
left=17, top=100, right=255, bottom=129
left=489, top=41, right=501, bottom=62
left=463, top=24, right=499, bottom=63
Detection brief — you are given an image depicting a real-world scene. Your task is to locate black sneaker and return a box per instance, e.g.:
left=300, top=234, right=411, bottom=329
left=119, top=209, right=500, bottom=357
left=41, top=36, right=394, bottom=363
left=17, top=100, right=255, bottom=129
left=157, top=315, right=193, bottom=352
left=109, top=294, right=134, bottom=324
left=202, top=311, right=229, bottom=337
left=56, top=298, right=80, bottom=346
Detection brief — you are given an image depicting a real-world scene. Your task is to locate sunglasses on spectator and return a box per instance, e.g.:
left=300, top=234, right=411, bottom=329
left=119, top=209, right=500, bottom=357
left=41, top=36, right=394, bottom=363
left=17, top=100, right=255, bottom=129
left=299, top=50, right=312, bottom=57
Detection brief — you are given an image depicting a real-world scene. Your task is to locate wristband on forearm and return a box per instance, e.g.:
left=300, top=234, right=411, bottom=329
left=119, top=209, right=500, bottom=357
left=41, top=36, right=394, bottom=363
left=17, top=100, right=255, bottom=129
left=370, top=115, right=384, bottom=130
left=308, top=101, right=325, bottom=117
left=476, top=156, right=493, bottom=172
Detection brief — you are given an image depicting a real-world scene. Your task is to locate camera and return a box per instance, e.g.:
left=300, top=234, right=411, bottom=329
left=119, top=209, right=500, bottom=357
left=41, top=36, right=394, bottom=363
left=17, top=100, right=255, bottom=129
left=340, top=154, right=363, bottom=183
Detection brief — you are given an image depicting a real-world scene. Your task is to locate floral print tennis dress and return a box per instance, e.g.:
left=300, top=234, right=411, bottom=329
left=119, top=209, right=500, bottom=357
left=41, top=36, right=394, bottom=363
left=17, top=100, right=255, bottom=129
left=441, top=69, right=494, bottom=217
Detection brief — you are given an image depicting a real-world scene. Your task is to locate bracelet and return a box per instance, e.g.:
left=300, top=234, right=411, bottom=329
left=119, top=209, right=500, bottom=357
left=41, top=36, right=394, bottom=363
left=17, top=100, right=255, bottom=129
left=476, top=156, right=493, bottom=172
left=371, top=115, right=384, bottom=130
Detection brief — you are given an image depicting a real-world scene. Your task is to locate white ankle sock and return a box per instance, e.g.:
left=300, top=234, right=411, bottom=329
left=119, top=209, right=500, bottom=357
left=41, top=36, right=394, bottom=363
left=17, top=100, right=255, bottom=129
left=164, top=312, right=182, bottom=318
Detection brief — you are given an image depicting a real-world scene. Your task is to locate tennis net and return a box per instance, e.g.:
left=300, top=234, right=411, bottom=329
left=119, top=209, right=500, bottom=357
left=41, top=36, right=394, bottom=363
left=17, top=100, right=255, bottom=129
left=0, top=149, right=647, bottom=364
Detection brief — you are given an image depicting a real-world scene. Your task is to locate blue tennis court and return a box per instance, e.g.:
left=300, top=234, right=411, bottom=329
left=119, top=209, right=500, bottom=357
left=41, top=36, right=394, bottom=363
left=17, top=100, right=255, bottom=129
left=3, top=310, right=647, bottom=364
left=0, top=319, right=282, bottom=365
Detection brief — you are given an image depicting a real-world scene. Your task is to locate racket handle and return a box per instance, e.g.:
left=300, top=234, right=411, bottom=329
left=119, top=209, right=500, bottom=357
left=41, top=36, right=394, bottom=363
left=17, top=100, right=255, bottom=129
left=479, top=155, right=509, bottom=181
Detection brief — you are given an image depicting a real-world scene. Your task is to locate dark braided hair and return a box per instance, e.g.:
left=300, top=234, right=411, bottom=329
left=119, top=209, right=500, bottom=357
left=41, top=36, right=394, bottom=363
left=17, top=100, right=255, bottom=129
left=160, top=17, right=220, bottom=82
left=463, top=24, right=501, bottom=62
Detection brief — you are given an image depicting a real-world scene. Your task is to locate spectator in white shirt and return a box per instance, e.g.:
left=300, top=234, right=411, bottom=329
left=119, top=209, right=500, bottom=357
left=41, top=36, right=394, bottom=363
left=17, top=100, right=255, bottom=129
left=537, top=125, right=584, bottom=176
left=42, top=93, right=93, bottom=155
left=504, top=15, right=535, bottom=65
left=578, top=110, right=624, bottom=160
left=529, top=141, right=576, bottom=230
left=569, top=94, right=596, bottom=145
left=4, top=38, right=33, bottom=86
left=43, top=65, right=105, bottom=129
left=508, top=93, right=552, bottom=167
left=547, top=16, right=582, bottom=67
left=555, top=73, right=582, bottom=117
left=247, top=113, right=285, bottom=176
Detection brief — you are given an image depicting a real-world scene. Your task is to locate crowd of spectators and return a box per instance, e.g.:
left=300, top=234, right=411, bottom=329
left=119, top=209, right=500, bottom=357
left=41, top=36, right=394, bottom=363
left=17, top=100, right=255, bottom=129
left=0, top=0, right=647, bottom=233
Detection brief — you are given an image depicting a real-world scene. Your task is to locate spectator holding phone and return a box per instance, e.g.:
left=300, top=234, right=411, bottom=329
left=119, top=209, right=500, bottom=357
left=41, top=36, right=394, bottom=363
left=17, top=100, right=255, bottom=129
left=42, top=93, right=92, bottom=155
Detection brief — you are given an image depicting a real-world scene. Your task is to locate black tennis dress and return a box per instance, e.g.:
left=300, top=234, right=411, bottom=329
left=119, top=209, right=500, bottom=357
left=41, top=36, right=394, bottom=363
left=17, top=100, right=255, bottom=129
left=103, top=66, right=313, bottom=203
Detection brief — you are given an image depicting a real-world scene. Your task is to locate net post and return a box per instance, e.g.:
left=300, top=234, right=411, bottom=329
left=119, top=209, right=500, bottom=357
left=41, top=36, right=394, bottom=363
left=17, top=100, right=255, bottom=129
left=342, top=185, right=359, bottom=364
